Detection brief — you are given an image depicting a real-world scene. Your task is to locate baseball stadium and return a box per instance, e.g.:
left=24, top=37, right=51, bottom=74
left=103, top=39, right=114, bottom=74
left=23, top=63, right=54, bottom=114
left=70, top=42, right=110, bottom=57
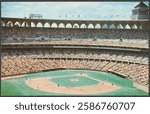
left=1, top=2, right=149, bottom=96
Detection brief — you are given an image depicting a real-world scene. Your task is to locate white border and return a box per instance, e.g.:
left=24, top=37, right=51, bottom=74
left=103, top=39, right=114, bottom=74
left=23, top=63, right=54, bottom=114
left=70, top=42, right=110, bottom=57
left=0, top=97, right=149, bottom=114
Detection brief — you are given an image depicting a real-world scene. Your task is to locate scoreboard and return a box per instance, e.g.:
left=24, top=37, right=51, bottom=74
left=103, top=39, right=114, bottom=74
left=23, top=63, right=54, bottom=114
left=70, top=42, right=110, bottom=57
left=29, top=14, right=43, bottom=19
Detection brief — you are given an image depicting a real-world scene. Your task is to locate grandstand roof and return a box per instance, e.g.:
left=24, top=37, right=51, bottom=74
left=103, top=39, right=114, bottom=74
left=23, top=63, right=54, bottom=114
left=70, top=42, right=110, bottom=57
left=134, top=2, right=148, bottom=8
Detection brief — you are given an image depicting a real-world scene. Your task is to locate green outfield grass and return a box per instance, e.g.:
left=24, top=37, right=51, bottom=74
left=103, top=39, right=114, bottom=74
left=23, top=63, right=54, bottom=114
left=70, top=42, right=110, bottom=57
left=1, top=70, right=148, bottom=96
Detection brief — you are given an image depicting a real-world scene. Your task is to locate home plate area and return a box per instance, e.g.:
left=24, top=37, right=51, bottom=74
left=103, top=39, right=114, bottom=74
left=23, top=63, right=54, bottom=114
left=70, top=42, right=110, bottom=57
left=25, top=72, right=120, bottom=95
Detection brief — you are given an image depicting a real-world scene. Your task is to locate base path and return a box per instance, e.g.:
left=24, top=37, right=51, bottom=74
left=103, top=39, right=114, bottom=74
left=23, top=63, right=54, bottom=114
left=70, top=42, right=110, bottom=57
left=26, top=75, right=120, bottom=95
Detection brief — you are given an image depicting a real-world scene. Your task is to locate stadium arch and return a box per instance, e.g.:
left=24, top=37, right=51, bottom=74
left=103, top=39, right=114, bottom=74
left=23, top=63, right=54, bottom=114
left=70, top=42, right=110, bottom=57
left=117, top=24, right=124, bottom=29
left=138, top=25, right=143, bottom=29
left=14, top=21, right=21, bottom=27
left=37, top=22, right=44, bottom=27
left=131, top=24, right=138, bottom=29
left=102, top=24, right=109, bottom=29
left=21, top=21, right=30, bottom=27
left=66, top=23, right=72, bottom=28
left=88, top=23, right=95, bottom=29
left=124, top=24, right=131, bottom=29
left=59, top=23, right=65, bottom=28
left=95, top=24, right=101, bottom=29
left=109, top=24, right=116, bottom=29
left=30, top=22, right=36, bottom=27
left=44, top=22, right=51, bottom=28
left=1, top=21, right=5, bottom=27
left=51, top=23, right=58, bottom=28
left=73, top=23, right=79, bottom=28
left=6, top=21, right=13, bottom=27
left=80, top=23, right=87, bottom=28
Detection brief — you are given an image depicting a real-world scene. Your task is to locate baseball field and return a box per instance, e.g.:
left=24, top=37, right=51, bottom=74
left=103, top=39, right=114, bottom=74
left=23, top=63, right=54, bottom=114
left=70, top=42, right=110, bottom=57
left=1, top=70, right=148, bottom=96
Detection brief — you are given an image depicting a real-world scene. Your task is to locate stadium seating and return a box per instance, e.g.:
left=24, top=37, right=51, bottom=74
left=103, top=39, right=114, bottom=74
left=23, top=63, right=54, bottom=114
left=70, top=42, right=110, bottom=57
left=1, top=26, right=148, bottom=87
left=1, top=49, right=148, bottom=86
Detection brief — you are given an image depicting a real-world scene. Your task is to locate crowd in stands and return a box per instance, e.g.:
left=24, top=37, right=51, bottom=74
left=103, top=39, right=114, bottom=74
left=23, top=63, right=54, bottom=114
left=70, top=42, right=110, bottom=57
left=1, top=26, right=149, bottom=87
left=1, top=49, right=148, bottom=86
left=2, top=49, right=148, bottom=64
left=2, top=27, right=149, bottom=40
left=1, top=57, right=148, bottom=86
left=2, top=27, right=148, bottom=48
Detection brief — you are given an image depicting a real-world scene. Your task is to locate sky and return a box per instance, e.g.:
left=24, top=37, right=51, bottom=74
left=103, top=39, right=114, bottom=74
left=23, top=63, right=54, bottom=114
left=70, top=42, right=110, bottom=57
left=1, top=2, right=149, bottom=20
